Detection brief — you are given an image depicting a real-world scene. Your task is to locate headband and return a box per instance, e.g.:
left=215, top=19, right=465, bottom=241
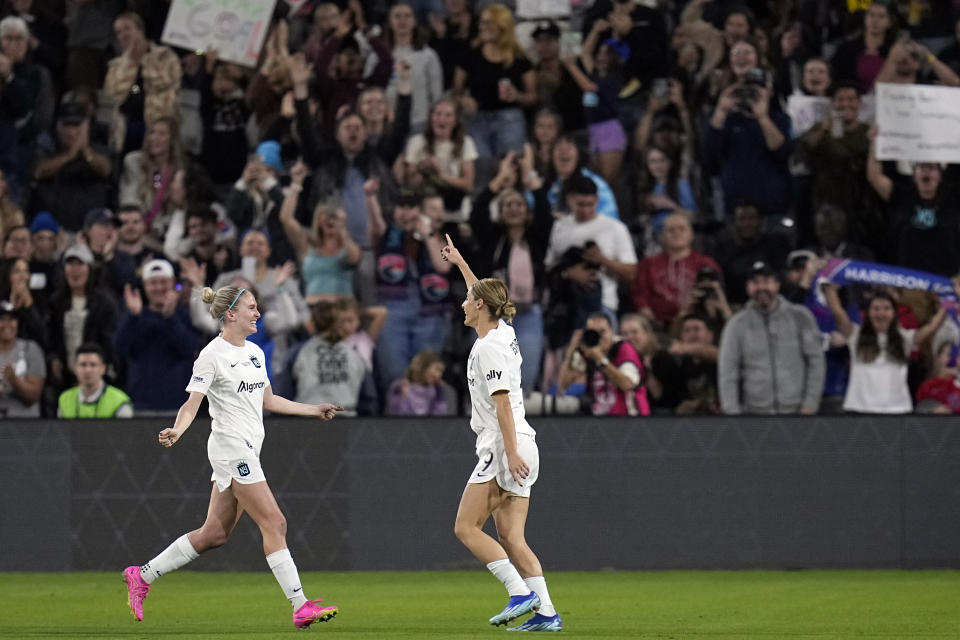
left=219, top=288, right=246, bottom=322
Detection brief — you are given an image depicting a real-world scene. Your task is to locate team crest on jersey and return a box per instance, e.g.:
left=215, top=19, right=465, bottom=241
left=237, top=461, right=250, bottom=477
left=509, top=338, right=519, bottom=355
left=249, top=354, right=261, bottom=368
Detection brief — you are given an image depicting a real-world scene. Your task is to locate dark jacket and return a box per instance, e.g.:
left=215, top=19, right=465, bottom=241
left=113, top=306, right=202, bottom=411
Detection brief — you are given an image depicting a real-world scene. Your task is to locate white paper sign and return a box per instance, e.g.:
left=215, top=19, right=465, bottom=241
left=517, top=0, right=572, bottom=19
left=787, top=94, right=831, bottom=135
left=161, top=0, right=277, bottom=68
left=875, top=82, right=960, bottom=163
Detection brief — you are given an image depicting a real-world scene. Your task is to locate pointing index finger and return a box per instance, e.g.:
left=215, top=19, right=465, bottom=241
left=444, top=233, right=453, bottom=246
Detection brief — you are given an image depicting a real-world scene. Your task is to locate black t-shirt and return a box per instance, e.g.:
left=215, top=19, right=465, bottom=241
left=889, top=182, right=960, bottom=276
left=458, top=47, right=532, bottom=112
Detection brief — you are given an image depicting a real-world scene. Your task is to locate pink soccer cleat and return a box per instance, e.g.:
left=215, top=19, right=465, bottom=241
left=123, top=566, right=150, bottom=621
left=293, top=599, right=339, bottom=629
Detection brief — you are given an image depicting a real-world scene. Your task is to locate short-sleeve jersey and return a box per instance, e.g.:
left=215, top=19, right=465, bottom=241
left=466, top=320, right=535, bottom=437
left=186, top=337, right=271, bottom=460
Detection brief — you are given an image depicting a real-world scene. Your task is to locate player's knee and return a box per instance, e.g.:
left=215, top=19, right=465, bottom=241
left=498, top=530, right=525, bottom=552
left=263, top=511, right=287, bottom=538
left=453, top=518, right=475, bottom=542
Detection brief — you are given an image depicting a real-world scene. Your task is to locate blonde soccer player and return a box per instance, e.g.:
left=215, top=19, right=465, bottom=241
left=123, top=285, right=343, bottom=629
left=441, top=234, right=562, bottom=631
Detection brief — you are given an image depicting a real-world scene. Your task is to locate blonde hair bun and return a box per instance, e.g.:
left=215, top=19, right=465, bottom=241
left=201, top=287, right=216, bottom=304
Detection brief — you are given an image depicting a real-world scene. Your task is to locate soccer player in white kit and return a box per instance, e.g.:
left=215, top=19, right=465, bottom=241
left=122, top=285, right=343, bottom=629
left=441, top=235, right=562, bottom=632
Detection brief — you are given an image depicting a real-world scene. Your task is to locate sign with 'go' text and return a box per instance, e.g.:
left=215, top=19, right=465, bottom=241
left=161, top=0, right=277, bottom=68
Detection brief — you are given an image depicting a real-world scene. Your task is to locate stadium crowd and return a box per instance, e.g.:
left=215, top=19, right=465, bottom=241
left=1, top=0, right=960, bottom=419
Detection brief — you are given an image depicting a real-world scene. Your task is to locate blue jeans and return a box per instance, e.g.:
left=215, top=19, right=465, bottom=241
left=376, top=295, right=450, bottom=391
left=470, top=108, right=527, bottom=161
left=512, top=304, right=543, bottom=392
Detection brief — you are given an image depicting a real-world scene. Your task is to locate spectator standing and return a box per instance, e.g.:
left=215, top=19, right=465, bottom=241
left=530, top=21, right=584, bottom=134
left=400, top=96, right=477, bottom=217
left=46, top=243, right=118, bottom=400
left=830, top=2, right=895, bottom=94
left=113, top=258, right=202, bottom=413
left=633, top=144, right=698, bottom=253
left=117, top=116, right=184, bottom=243
left=544, top=174, right=636, bottom=322
left=631, top=213, right=721, bottom=330
left=103, top=12, right=181, bottom=157
left=660, top=314, right=720, bottom=415
left=1, top=15, right=53, bottom=199
left=64, top=0, right=120, bottom=90
left=705, top=68, right=793, bottom=220
left=31, top=100, right=112, bottom=231
left=0, top=299, right=43, bottom=416
left=875, top=37, right=960, bottom=87
left=710, top=201, right=790, bottom=306
left=470, top=148, right=552, bottom=390
left=312, top=17, right=393, bottom=135
left=544, top=134, right=619, bottom=219
left=453, top=4, right=536, bottom=172
left=385, top=349, right=453, bottom=416
left=198, top=53, right=250, bottom=188
left=205, top=229, right=309, bottom=379
left=356, top=82, right=411, bottom=167
left=800, top=82, right=870, bottom=243
left=823, top=285, right=947, bottom=414
left=114, top=204, right=159, bottom=268
left=557, top=311, right=649, bottom=416
left=718, top=261, right=825, bottom=415
left=57, top=341, right=132, bottom=418
left=281, top=159, right=384, bottom=304
left=560, top=21, right=628, bottom=187
left=81, top=207, right=136, bottom=297
left=292, top=300, right=367, bottom=416
left=530, top=107, right=562, bottom=179
left=374, top=192, right=452, bottom=389
left=0, top=254, right=44, bottom=345
left=867, top=127, right=960, bottom=277
left=427, top=0, right=476, bottom=89
left=385, top=2, right=443, bottom=134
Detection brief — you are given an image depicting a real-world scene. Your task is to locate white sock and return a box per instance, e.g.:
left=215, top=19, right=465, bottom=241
left=524, top=576, right=557, bottom=616
left=140, top=534, right=199, bottom=584
left=486, top=558, right=531, bottom=597
left=266, top=548, right=308, bottom=610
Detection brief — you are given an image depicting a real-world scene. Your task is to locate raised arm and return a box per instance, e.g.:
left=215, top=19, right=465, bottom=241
left=279, top=160, right=311, bottom=259
left=866, top=125, right=893, bottom=202
left=914, top=298, right=947, bottom=347
left=821, top=282, right=853, bottom=338
left=440, top=233, right=478, bottom=289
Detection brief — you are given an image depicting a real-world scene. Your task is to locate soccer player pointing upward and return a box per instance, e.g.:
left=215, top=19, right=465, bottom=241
left=123, top=285, right=343, bottom=629
left=441, top=234, right=562, bottom=631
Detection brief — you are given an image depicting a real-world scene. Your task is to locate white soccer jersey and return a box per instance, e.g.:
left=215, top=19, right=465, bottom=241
left=186, top=337, right=271, bottom=460
left=466, top=320, right=535, bottom=437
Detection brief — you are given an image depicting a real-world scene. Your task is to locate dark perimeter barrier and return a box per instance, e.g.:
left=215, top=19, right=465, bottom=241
left=1, top=416, right=958, bottom=571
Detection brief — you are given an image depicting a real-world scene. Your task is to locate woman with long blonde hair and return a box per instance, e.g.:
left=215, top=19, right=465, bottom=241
left=452, top=4, right=537, bottom=177
left=118, top=116, right=185, bottom=239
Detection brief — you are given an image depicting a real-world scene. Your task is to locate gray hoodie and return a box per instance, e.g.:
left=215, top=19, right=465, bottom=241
left=718, top=295, right=825, bottom=414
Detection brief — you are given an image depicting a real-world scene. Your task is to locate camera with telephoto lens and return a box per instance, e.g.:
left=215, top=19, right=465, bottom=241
left=695, top=266, right=721, bottom=299
left=733, top=67, right=768, bottom=112
left=581, top=329, right=601, bottom=348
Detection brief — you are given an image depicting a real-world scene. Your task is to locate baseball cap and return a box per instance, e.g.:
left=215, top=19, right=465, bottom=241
left=750, top=260, right=777, bottom=279
left=531, top=20, right=560, bottom=39
left=58, top=101, right=88, bottom=125
left=0, top=16, right=28, bottom=38
left=29, top=211, right=59, bottom=235
left=255, top=140, right=283, bottom=174
left=83, top=207, right=118, bottom=228
left=63, top=243, right=94, bottom=265
left=142, top=258, right=175, bottom=281
left=786, top=250, right=817, bottom=270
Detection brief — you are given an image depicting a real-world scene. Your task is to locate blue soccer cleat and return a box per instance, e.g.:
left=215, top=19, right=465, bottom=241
left=489, top=592, right=541, bottom=626
left=507, top=612, right=563, bottom=632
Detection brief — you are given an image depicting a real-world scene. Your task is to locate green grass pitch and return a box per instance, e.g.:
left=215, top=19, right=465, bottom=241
left=1, top=570, right=958, bottom=639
